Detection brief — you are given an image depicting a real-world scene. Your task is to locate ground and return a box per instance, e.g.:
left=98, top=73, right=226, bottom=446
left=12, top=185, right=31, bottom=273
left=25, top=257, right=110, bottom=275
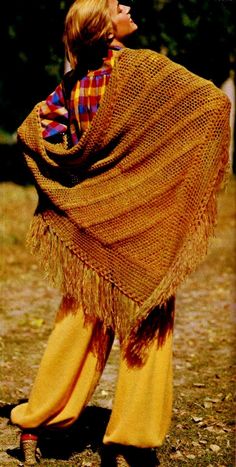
left=0, top=177, right=235, bottom=466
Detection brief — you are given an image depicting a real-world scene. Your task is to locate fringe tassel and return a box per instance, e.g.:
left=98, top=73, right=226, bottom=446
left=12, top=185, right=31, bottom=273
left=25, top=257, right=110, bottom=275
left=123, top=183, right=222, bottom=363
left=26, top=214, right=155, bottom=364
left=26, top=214, right=116, bottom=328
left=26, top=179, right=221, bottom=366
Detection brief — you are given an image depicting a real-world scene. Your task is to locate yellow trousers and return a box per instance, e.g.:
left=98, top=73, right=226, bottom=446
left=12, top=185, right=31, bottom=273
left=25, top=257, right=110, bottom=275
left=11, top=305, right=173, bottom=448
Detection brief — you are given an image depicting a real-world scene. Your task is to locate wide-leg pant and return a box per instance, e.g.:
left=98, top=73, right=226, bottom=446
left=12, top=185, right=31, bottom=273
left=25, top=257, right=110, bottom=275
left=11, top=303, right=173, bottom=448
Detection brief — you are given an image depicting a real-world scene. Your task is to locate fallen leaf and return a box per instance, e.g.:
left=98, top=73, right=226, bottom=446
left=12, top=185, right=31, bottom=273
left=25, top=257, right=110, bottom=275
left=192, top=416, right=203, bottom=423
left=204, top=401, right=213, bottom=409
left=204, top=397, right=220, bottom=403
left=170, top=450, right=183, bottom=460
left=210, top=444, right=220, bottom=453
left=198, top=421, right=207, bottom=427
left=186, top=454, right=196, bottom=459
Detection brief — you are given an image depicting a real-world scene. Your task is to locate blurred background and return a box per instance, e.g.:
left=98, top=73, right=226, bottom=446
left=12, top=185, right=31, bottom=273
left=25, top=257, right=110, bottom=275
left=1, top=0, right=236, bottom=183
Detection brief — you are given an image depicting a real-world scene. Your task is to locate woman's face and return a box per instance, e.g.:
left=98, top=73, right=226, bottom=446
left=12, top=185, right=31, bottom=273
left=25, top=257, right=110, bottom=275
left=108, top=0, right=138, bottom=42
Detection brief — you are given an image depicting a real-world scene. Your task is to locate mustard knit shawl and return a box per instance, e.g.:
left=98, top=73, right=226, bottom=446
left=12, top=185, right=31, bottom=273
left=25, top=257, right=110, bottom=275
left=18, top=48, right=230, bottom=362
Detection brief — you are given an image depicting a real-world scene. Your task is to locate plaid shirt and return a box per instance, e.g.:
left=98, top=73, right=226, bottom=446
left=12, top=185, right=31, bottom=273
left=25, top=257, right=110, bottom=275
left=40, top=48, right=119, bottom=146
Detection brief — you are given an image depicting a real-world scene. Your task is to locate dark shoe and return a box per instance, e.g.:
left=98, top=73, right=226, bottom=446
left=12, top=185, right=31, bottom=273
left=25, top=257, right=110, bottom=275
left=101, top=445, right=159, bottom=467
left=20, top=432, right=41, bottom=466
left=120, top=447, right=159, bottom=467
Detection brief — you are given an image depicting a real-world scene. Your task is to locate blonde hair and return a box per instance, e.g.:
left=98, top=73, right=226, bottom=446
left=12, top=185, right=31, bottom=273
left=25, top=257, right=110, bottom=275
left=63, top=0, right=113, bottom=69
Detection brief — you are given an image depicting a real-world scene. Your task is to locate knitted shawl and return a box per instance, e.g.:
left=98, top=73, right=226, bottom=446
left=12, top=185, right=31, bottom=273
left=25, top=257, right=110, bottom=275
left=18, top=48, right=230, bottom=363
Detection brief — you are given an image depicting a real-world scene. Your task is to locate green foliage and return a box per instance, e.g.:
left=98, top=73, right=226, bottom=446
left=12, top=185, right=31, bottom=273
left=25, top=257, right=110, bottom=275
left=131, top=0, right=235, bottom=85
left=0, top=1, right=72, bottom=132
left=157, top=0, right=235, bottom=85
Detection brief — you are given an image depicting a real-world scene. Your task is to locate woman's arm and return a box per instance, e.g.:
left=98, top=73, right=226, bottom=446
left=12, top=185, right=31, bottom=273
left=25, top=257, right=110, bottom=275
left=40, top=83, right=68, bottom=141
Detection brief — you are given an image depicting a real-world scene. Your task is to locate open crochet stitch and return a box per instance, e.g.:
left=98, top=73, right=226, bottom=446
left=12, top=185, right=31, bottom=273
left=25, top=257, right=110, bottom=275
left=18, top=48, right=231, bottom=362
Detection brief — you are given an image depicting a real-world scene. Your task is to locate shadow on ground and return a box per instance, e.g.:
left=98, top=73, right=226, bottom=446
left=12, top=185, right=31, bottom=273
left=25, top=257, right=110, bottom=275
left=2, top=402, right=111, bottom=464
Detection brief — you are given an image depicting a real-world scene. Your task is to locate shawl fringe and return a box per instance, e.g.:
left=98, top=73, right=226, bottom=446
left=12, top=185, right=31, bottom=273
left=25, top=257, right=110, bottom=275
left=27, top=213, right=176, bottom=365
left=26, top=178, right=225, bottom=365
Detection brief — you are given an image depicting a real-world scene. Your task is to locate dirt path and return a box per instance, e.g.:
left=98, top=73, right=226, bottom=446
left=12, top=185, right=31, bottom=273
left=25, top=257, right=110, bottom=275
left=0, top=178, right=235, bottom=466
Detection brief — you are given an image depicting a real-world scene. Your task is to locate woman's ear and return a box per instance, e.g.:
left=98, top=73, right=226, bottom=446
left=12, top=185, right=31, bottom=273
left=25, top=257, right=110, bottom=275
left=107, top=32, right=115, bottom=43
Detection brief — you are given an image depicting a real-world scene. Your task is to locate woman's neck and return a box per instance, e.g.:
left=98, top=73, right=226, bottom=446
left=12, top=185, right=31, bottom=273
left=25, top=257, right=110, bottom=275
left=110, top=38, right=125, bottom=49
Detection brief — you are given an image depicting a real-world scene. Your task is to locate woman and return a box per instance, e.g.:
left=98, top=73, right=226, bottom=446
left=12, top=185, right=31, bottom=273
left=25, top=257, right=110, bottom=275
left=10, top=0, right=230, bottom=466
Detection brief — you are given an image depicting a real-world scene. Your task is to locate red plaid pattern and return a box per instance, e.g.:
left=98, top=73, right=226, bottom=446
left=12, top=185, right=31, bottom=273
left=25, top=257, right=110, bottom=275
left=40, top=48, right=118, bottom=145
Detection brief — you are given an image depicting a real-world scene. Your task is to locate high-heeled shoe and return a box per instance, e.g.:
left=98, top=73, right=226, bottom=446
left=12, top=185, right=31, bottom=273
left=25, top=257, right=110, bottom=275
left=20, top=432, right=41, bottom=466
